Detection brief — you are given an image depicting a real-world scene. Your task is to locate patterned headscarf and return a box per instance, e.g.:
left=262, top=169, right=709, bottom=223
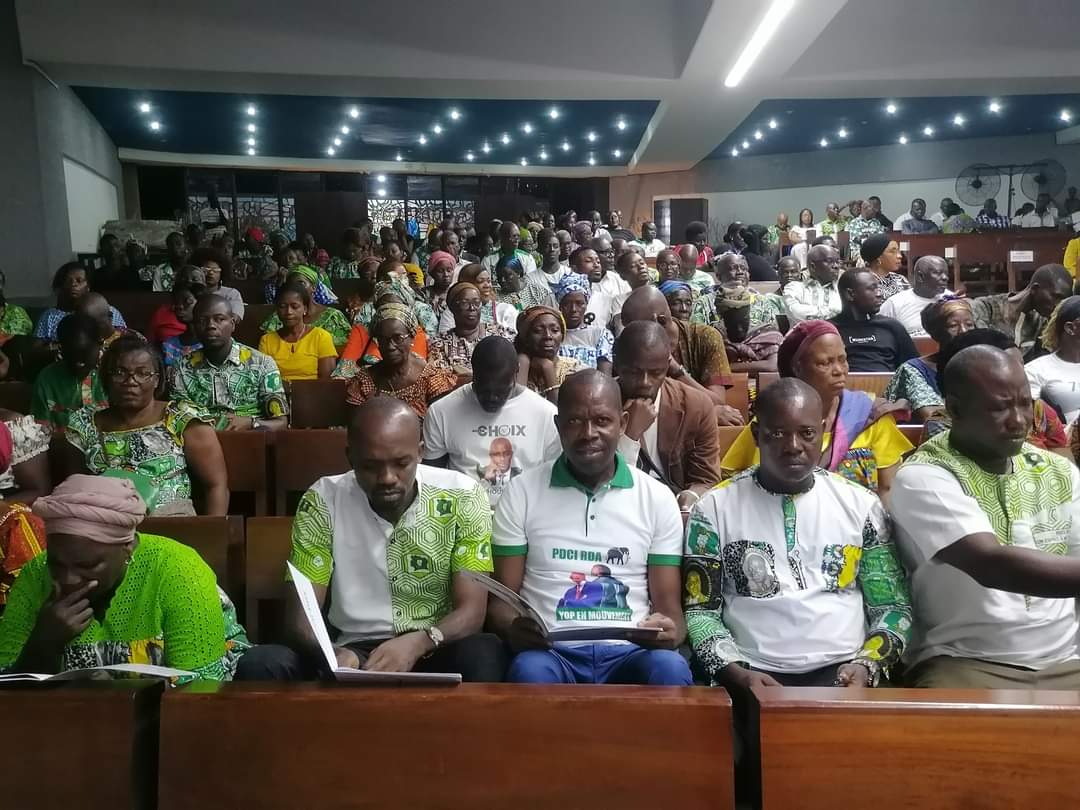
left=287, top=264, right=320, bottom=288
left=515, top=305, right=565, bottom=339
left=555, top=273, right=591, bottom=303
left=427, top=251, right=456, bottom=274
left=714, top=283, right=754, bottom=313
left=374, top=277, right=415, bottom=308
left=777, top=320, right=841, bottom=378
left=372, top=301, right=418, bottom=336
left=920, top=294, right=972, bottom=342
left=658, top=280, right=692, bottom=297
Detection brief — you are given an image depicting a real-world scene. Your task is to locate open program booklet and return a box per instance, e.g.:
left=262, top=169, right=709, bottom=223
left=0, top=663, right=194, bottom=683
left=287, top=562, right=461, bottom=685
left=461, top=571, right=662, bottom=642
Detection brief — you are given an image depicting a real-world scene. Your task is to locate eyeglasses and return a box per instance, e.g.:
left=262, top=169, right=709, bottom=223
left=379, top=333, right=412, bottom=346
left=455, top=299, right=483, bottom=310
left=109, top=370, right=159, bottom=384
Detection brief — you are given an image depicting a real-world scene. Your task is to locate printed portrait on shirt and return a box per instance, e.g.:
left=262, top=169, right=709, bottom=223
left=556, top=564, right=631, bottom=620
left=723, top=541, right=780, bottom=598
left=478, top=437, right=522, bottom=500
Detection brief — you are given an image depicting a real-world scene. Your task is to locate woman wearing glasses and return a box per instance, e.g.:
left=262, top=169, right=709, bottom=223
left=59, top=334, right=229, bottom=516
left=428, top=281, right=514, bottom=383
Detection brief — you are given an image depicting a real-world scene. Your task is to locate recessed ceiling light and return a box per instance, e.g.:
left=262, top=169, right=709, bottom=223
left=465, top=152, right=475, bottom=161
left=768, top=118, right=778, bottom=129
left=616, top=119, right=627, bottom=131
left=587, top=156, right=597, bottom=166
left=586, top=131, right=597, bottom=142
left=520, top=157, right=528, bottom=166
left=433, top=123, right=443, bottom=134
left=449, top=108, right=461, bottom=120
left=837, top=128, right=848, bottom=139
left=376, top=174, right=386, bottom=182
left=549, top=107, right=559, bottom=119
left=754, top=130, right=763, bottom=140
left=137, top=101, right=151, bottom=113
left=247, top=123, right=256, bottom=133
left=988, top=101, right=1001, bottom=114
left=377, top=188, right=387, bottom=197
left=500, top=133, right=511, bottom=145
left=247, top=147, right=256, bottom=156
left=898, top=134, right=909, bottom=144
left=741, top=140, right=750, bottom=149
left=539, top=149, right=549, bottom=160
left=723, top=0, right=796, bottom=87
left=246, top=105, right=256, bottom=116
left=886, top=103, right=898, bottom=114
left=732, top=148, right=740, bottom=156
left=522, top=122, right=533, bottom=134
left=953, top=114, right=966, bottom=126
left=418, top=134, right=428, bottom=145
left=923, top=125, right=934, bottom=136
left=561, top=141, right=571, bottom=152
left=819, top=138, right=828, bottom=148
left=246, top=137, right=255, bottom=146
left=340, top=125, right=350, bottom=135
left=1061, top=109, right=1073, bottom=123
left=327, top=147, right=335, bottom=156
left=333, top=137, right=342, bottom=146
left=348, top=106, right=360, bottom=118
left=482, top=142, right=492, bottom=154
left=613, top=149, right=622, bottom=158
left=149, top=120, right=161, bottom=131
left=395, top=153, right=403, bottom=161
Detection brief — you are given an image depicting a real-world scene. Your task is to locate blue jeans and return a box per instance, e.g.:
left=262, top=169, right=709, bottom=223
left=507, top=643, right=692, bottom=685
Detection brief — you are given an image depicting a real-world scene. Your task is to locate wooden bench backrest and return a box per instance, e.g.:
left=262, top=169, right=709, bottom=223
left=232, top=304, right=275, bottom=349
left=244, top=516, right=293, bottom=643
left=108, top=291, right=172, bottom=337
left=140, top=515, right=245, bottom=607
left=753, top=686, right=1080, bottom=810
left=273, top=429, right=350, bottom=514
left=288, top=379, right=349, bottom=428
left=215, top=430, right=269, bottom=515
left=757, top=372, right=893, bottom=398
left=159, top=683, right=734, bottom=810
left=726, top=372, right=749, bottom=419
left=0, top=381, right=32, bottom=414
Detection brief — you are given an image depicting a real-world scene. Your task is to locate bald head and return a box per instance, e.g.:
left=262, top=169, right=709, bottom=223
left=755, top=378, right=821, bottom=426
left=944, top=345, right=1019, bottom=403
left=621, top=286, right=671, bottom=324
left=348, top=396, right=421, bottom=448
left=944, top=344, right=1031, bottom=462
left=1028, top=263, right=1073, bottom=318
left=912, top=255, right=950, bottom=297
left=347, top=396, right=423, bottom=515
left=807, top=244, right=841, bottom=283
left=558, top=368, right=621, bottom=413
left=75, top=292, right=113, bottom=339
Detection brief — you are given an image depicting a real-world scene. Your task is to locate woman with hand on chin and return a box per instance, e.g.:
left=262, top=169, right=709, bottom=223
left=515, top=306, right=585, bottom=403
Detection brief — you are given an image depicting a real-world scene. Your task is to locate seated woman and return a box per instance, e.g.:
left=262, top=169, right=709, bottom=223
left=715, top=284, right=782, bottom=374
left=883, top=296, right=974, bottom=421
left=263, top=247, right=338, bottom=306
left=382, top=239, right=425, bottom=291
left=437, top=264, right=518, bottom=334
left=61, top=334, right=229, bottom=516
left=555, top=273, right=613, bottom=373
left=659, top=279, right=695, bottom=323
left=0, top=475, right=249, bottom=681
left=259, top=265, right=352, bottom=351
left=191, top=247, right=245, bottom=320
left=33, top=262, right=127, bottom=345
left=428, top=281, right=513, bottom=383
left=494, top=253, right=556, bottom=312
left=1026, top=296, right=1080, bottom=425
left=258, top=282, right=337, bottom=382
left=425, top=250, right=457, bottom=322
left=374, top=266, right=438, bottom=335
left=156, top=283, right=205, bottom=369
left=333, top=280, right=432, bottom=379
left=721, top=320, right=913, bottom=496
left=0, top=410, right=51, bottom=607
left=344, top=301, right=455, bottom=419
left=515, top=306, right=586, bottom=403
left=342, top=256, right=381, bottom=326
left=326, top=227, right=369, bottom=279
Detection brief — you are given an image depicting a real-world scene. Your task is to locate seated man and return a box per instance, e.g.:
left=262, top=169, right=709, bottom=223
left=75, top=291, right=134, bottom=348
left=29, top=313, right=107, bottom=433
left=423, top=336, right=561, bottom=506
left=829, top=269, right=918, bottom=373
left=168, top=294, right=288, bottom=431
left=621, top=286, right=743, bottom=425
left=614, top=322, right=721, bottom=511
left=685, top=378, right=911, bottom=688
left=716, top=284, right=782, bottom=374
left=890, top=345, right=1080, bottom=689
left=970, top=263, right=1072, bottom=360
left=237, top=397, right=505, bottom=681
left=879, top=255, right=951, bottom=336
left=676, top=244, right=715, bottom=293
left=783, top=244, right=842, bottom=324
left=491, top=370, right=692, bottom=685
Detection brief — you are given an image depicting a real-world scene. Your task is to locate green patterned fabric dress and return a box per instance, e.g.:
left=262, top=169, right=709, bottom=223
left=259, top=306, right=352, bottom=350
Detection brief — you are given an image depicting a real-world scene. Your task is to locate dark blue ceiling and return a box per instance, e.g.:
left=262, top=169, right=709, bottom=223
left=709, top=94, right=1080, bottom=160
left=72, top=87, right=659, bottom=167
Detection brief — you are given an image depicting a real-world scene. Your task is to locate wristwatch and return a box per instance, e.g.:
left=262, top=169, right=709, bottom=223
left=251, top=416, right=262, bottom=430
left=425, top=626, right=444, bottom=650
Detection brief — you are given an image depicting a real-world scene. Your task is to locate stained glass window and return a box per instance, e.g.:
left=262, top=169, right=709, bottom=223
left=236, top=195, right=281, bottom=237
left=369, top=198, right=406, bottom=230
left=281, top=197, right=296, bottom=240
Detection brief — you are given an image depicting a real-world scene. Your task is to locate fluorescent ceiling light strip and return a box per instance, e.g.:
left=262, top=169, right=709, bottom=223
left=723, top=0, right=796, bottom=88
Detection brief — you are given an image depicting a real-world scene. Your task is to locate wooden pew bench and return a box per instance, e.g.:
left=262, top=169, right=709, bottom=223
left=0, top=681, right=162, bottom=810
left=159, top=683, right=734, bottom=810
left=753, top=686, right=1080, bottom=810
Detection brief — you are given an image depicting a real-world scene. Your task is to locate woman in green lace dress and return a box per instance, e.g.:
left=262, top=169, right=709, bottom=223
left=60, top=334, right=229, bottom=516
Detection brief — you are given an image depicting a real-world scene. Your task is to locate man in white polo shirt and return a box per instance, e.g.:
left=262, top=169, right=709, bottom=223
left=236, top=396, right=505, bottom=681
left=490, top=370, right=692, bottom=685
left=890, top=346, right=1080, bottom=688
left=424, top=336, right=561, bottom=506
left=878, top=255, right=952, bottom=336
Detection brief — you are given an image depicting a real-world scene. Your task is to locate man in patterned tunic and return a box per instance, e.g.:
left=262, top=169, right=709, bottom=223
left=236, top=396, right=506, bottom=680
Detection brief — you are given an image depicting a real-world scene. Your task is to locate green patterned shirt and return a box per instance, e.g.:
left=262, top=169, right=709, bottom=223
left=289, top=466, right=493, bottom=643
left=168, top=340, right=288, bottom=428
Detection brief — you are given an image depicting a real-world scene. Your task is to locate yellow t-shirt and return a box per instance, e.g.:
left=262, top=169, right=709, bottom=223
left=258, top=326, right=337, bottom=381
left=1064, top=237, right=1079, bottom=278
left=720, top=392, right=913, bottom=489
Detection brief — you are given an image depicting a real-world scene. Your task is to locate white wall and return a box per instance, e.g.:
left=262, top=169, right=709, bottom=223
left=63, top=157, right=118, bottom=253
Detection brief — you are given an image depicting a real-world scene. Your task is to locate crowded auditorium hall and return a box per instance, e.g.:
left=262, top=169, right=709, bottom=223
left=4, top=1, right=1080, bottom=808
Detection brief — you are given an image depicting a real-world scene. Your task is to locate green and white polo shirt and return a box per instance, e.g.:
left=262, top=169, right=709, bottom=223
left=492, top=454, right=683, bottom=635
left=289, top=466, right=493, bottom=644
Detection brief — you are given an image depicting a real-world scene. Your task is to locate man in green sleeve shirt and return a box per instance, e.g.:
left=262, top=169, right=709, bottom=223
left=30, top=313, right=108, bottom=433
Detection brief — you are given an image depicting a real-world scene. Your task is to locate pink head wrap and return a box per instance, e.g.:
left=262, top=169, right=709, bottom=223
left=777, top=320, right=841, bottom=378
left=33, top=475, right=147, bottom=544
left=427, top=250, right=456, bottom=273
